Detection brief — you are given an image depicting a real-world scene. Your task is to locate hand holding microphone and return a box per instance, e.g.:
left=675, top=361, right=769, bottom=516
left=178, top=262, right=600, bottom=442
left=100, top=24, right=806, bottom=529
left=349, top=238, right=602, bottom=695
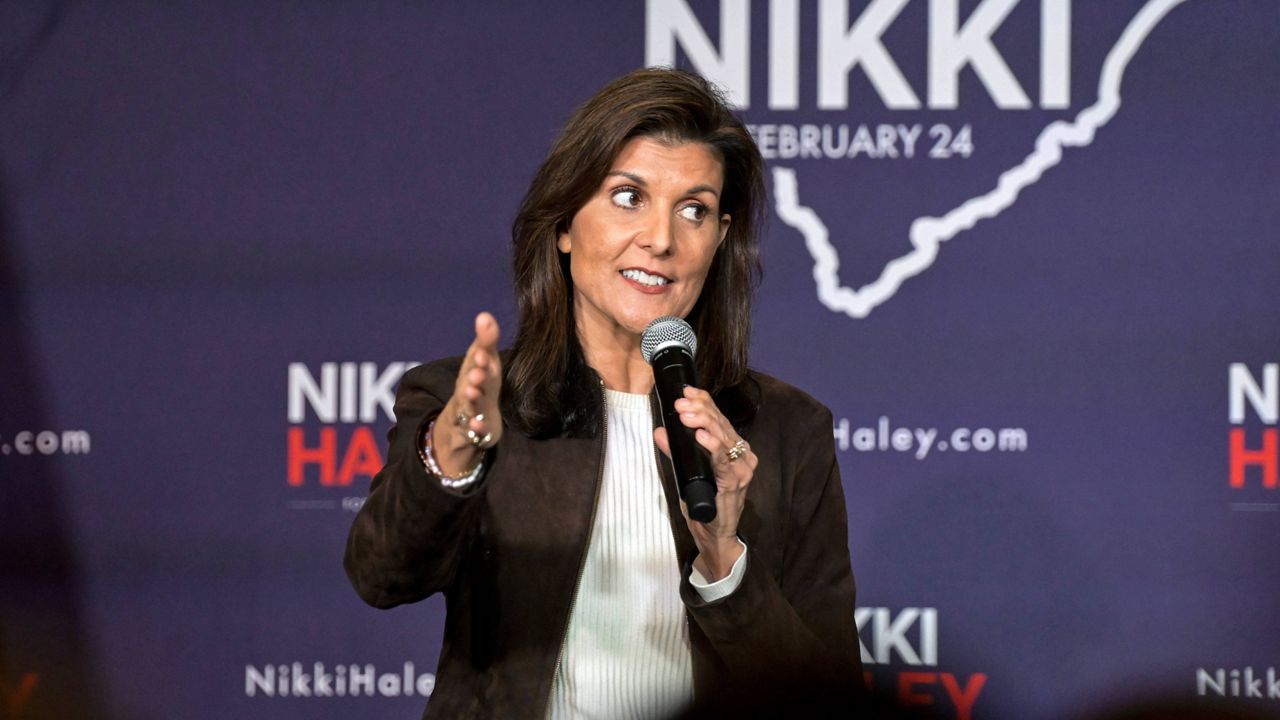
left=643, top=316, right=756, bottom=581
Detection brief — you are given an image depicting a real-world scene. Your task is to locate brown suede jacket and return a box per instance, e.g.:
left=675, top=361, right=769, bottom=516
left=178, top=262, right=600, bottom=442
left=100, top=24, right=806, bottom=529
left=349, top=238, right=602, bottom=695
left=344, top=357, right=862, bottom=719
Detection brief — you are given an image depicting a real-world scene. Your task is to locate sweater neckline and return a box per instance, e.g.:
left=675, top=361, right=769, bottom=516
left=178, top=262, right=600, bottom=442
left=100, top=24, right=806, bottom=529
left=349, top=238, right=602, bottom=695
left=603, top=388, right=650, bottom=412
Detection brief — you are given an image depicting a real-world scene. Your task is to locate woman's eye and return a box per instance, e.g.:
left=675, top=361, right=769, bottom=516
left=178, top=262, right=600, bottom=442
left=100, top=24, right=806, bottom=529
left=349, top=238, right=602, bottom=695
left=678, top=204, right=708, bottom=223
left=610, top=188, right=641, bottom=209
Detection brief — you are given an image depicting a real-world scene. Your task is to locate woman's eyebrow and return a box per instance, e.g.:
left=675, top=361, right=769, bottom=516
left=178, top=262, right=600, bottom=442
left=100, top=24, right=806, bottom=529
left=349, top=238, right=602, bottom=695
left=606, top=171, right=720, bottom=198
left=684, top=184, right=720, bottom=198
left=606, top=170, right=646, bottom=186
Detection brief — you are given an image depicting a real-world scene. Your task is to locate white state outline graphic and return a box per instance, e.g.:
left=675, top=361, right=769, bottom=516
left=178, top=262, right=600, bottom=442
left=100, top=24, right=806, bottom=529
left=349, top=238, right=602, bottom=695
left=773, top=0, right=1190, bottom=318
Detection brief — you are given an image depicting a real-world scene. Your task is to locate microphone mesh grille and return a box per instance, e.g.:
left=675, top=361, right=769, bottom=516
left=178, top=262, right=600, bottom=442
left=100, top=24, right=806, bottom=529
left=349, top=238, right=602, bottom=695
left=640, top=316, right=697, bottom=364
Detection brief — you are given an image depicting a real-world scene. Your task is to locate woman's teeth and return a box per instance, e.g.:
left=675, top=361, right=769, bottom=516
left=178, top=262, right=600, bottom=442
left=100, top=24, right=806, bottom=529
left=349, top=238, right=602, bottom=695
left=621, top=269, right=670, bottom=286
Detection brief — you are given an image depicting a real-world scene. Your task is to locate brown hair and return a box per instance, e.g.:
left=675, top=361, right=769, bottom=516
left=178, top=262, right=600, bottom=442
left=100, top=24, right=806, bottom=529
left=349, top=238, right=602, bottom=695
left=505, top=67, right=765, bottom=437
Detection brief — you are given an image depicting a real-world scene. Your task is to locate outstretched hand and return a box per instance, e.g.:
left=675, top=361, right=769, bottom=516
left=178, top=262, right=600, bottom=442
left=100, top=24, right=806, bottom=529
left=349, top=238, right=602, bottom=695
left=432, top=312, right=502, bottom=476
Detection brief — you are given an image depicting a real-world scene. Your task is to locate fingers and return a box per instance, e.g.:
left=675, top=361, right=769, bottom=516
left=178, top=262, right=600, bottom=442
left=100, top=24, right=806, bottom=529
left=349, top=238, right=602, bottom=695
left=653, top=427, right=670, bottom=457
left=445, top=312, right=504, bottom=450
left=673, top=388, right=733, bottom=450
left=667, top=387, right=756, bottom=481
left=458, top=312, right=503, bottom=391
left=472, top=311, right=501, bottom=358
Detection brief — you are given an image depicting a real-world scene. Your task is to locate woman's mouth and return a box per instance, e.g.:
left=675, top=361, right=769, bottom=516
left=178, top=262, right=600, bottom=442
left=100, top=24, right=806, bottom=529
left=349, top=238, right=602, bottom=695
left=620, top=268, right=671, bottom=288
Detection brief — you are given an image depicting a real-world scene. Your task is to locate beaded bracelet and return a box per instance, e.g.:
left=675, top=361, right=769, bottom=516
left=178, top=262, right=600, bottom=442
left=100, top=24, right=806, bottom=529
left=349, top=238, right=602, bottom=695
left=419, top=416, right=484, bottom=488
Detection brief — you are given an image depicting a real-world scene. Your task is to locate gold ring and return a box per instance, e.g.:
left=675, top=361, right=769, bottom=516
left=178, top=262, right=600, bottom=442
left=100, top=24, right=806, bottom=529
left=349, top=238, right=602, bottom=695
left=726, top=439, right=748, bottom=462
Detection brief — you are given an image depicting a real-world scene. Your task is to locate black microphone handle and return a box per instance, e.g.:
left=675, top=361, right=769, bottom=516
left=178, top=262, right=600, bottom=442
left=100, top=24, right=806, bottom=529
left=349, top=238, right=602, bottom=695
left=651, top=346, right=717, bottom=523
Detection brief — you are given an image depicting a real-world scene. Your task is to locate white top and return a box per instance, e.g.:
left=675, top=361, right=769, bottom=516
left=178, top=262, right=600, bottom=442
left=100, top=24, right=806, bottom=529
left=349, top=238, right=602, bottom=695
left=546, top=389, right=746, bottom=720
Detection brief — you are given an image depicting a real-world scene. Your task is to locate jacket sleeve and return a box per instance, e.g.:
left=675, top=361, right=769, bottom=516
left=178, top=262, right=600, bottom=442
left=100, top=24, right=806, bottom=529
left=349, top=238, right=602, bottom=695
left=343, top=359, right=491, bottom=609
left=680, top=405, right=863, bottom=698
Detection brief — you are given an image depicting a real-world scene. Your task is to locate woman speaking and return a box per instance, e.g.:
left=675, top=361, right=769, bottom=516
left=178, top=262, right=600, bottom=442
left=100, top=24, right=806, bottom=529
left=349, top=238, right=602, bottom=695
left=345, top=68, right=862, bottom=719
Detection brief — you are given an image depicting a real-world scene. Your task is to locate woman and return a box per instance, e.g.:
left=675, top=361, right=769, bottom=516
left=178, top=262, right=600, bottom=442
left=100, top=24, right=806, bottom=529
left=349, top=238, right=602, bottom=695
left=345, top=68, right=861, bottom=719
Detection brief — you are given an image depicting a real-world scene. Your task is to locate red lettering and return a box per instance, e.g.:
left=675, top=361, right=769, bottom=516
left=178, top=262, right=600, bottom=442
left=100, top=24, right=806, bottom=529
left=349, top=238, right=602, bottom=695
left=897, top=671, right=936, bottom=709
left=1230, top=428, right=1278, bottom=488
left=287, top=427, right=335, bottom=486
left=940, top=673, right=987, bottom=720
left=336, top=427, right=384, bottom=485
left=1, top=672, right=38, bottom=716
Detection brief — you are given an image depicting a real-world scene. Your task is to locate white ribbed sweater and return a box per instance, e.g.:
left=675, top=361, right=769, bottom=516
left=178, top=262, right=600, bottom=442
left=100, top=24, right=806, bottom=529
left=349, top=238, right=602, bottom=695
left=546, top=389, right=743, bottom=720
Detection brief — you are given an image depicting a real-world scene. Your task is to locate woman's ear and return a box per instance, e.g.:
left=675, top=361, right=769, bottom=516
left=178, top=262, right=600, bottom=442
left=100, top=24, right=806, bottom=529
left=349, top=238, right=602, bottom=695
left=557, top=227, right=572, bottom=253
left=718, top=214, right=731, bottom=248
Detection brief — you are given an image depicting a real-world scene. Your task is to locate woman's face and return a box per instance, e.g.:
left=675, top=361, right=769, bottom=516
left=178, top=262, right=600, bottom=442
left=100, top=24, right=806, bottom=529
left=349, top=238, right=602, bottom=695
left=557, top=136, right=730, bottom=346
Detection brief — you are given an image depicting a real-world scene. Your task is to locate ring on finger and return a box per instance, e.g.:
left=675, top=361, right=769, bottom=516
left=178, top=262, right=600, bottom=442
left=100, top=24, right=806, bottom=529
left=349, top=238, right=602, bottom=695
left=726, top=439, right=748, bottom=462
left=467, top=427, right=495, bottom=449
left=453, top=410, right=471, bottom=427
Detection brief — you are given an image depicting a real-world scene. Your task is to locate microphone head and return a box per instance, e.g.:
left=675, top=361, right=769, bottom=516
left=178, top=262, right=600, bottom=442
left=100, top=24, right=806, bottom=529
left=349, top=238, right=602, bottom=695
left=640, top=316, right=697, bottom=365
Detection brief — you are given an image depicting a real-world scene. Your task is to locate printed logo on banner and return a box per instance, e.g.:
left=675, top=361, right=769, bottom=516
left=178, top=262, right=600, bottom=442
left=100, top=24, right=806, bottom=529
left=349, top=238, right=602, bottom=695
left=0, top=429, right=91, bottom=456
left=1196, top=666, right=1280, bottom=701
left=1228, top=363, right=1278, bottom=511
left=857, top=607, right=987, bottom=719
left=245, top=661, right=434, bottom=698
left=645, top=0, right=1192, bottom=317
left=833, top=415, right=1027, bottom=460
left=286, top=362, right=418, bottom=511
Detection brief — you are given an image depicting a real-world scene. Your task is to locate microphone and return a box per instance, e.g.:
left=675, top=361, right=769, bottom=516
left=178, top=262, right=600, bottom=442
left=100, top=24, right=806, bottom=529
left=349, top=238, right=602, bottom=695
left=641, top=316, right=717, bottom=523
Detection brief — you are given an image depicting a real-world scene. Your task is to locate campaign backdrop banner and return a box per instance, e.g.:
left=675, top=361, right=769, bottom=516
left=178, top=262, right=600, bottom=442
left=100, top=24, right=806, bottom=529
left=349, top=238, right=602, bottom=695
left=2, top=1, right=1278, bottom=718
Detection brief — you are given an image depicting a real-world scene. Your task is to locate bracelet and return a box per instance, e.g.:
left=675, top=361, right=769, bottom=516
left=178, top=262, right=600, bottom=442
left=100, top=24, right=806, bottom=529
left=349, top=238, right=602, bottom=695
left=420, top=416, right=484, bottom=488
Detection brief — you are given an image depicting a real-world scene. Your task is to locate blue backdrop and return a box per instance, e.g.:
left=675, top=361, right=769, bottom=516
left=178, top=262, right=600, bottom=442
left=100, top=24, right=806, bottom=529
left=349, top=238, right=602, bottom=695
left=2, top=1, right=1278, bottom=718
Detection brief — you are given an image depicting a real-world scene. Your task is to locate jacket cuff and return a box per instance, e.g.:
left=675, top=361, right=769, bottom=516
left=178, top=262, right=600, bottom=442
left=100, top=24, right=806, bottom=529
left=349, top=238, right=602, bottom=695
left=688, top=539, right=748, bottom=602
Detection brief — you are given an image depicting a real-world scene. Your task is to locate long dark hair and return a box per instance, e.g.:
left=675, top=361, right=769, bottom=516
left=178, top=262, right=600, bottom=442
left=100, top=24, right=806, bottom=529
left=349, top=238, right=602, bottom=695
left=505, top=68, right=765, bottom=437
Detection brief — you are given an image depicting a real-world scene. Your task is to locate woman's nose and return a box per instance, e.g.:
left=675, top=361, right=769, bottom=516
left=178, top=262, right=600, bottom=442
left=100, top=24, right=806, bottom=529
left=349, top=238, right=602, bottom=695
left=637, top=211, right=674, bottom=255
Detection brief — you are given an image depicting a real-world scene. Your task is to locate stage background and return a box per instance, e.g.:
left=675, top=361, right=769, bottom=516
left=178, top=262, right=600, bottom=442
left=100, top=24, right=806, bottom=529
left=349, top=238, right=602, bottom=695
left=2, top=1, right=1277, bottom=718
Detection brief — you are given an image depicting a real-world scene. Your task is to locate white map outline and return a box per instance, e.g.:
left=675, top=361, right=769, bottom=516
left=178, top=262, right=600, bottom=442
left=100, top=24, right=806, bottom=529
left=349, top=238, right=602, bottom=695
left=773, top=0, right=1191, bottom=318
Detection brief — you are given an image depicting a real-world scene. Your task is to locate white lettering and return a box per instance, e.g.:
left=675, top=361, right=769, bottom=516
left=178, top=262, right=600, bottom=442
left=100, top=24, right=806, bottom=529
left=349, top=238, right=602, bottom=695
left=647, top=0, right=1070, bottom=110
left=245, top=665, right=274, bottom=697
left=819, top=0, right=919, bottom=109
left=35, top=430, right=58, bottom=455
left=856, top=607, right=940, bottom=666
left=349, top=664, right=375, bottom=696
left=972, top=427, right=996, bottom=451
left=646, top=0, right=750, bottom=107
left=929, top=0, right=1030, bottom=109
left=288, top=363, right=337, bottom=423
left=361, top=362, right=412, bottom=422
left=417, top=673, right=436, bottom=697
left=288, top=362, right=412, bottom=423
left=899, top=123, right=922, bottom=157
left=1041, top=0, right=1071, bottom=107
left=853, top=426, right=876, bottom=451
left=1197, top=668, right=1225, bottom=696
left=833, top=417, right=850, bottom=451
left=291, top=662, right=311, bottom=697
left=340, top=363, right=358, bottom=423
left=313, top=663, right=333, bottom=696
left=891, top=427, right=913, bottom=451
left=61, top=430, right=91, bottom=453
left=914, top=428, right=937, bottom=459
left=1230, top=363, right=1278, bottom=424
left=876, top=607, right=922, bottom=664
left=768, top=0, right=799, bottom=109
left=1000, top=428, right=1028, bottom=451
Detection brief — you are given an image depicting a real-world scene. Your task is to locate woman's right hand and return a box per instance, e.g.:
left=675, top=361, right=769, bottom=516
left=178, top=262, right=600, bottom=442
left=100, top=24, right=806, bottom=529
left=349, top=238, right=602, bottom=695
left=432, top=312, right=503, bottom=476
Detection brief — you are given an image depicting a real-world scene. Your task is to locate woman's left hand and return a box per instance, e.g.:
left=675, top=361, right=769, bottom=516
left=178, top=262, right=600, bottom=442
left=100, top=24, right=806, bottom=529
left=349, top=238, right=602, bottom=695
left=654, top=386, right=757, bottom=582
